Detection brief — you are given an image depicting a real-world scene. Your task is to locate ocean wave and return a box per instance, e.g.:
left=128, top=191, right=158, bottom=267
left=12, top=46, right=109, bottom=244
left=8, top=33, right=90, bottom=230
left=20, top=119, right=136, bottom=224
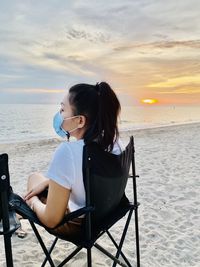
left=1, top=121, right=200, bottom=146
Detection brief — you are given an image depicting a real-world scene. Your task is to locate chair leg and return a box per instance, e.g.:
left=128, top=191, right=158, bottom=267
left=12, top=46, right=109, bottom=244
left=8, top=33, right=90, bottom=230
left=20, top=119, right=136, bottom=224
left=112, top=210, right=133, bottom=267
left=94, top=243, right=128, bottom=267
left=29, top=221, right=55, bottom=267
left=4, top=233, right=14, bottom=267
left=29, top=221, right=83, bottom=267
left=107, top=231, right=132, bottom=267
left=57, top=246, right=82, bottom=267
left=41, top=237, right=58, bottom=267
left=134, top=208, right=140, bottom=267
left=87, top=248, right=92, bottom=267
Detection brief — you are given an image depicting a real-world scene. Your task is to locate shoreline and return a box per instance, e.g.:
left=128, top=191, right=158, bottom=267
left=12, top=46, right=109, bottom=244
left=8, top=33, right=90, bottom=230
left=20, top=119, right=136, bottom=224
left=120, top=119, right=200, bottom=132
left=120, top=121, right=200, bottom=139
left=0, top=121, right=200, bottom=147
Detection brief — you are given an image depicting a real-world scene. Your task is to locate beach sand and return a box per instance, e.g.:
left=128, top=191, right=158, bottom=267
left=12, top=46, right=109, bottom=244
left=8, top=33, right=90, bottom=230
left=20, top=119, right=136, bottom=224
left=0, top=123, right=200, bottom=266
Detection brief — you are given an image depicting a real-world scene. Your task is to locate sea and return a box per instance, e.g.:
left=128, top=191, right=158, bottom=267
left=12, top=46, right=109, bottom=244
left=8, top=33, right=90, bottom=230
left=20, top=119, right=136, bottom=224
left=0, top=104, right=200, bottom=144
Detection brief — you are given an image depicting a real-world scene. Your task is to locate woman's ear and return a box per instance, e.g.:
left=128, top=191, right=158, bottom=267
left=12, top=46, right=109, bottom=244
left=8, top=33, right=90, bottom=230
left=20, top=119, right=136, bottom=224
left=77, top=115, right=86, bottom=129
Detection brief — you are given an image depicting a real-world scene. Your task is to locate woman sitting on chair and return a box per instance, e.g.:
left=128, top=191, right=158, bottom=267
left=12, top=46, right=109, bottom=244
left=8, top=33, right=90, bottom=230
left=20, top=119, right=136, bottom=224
left=24, top=82, right=122, bottom=236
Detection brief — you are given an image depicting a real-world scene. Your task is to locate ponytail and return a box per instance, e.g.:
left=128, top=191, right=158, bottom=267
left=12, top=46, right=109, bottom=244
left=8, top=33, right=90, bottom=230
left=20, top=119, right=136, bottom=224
left=69, top=82, right=121, bottom=151
left=95, top=82, right=120, bottom=151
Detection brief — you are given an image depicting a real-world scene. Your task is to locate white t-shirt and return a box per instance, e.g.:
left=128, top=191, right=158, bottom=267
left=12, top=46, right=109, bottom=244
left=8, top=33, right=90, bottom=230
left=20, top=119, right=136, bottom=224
left=46, top=139, right=123, bottom=212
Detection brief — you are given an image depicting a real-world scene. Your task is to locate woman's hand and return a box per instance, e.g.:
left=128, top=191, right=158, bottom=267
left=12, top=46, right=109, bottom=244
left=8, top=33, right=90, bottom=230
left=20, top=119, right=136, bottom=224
left=25, top=195, right=39, bottom=211
left=24, top=179, right=49, bottom=201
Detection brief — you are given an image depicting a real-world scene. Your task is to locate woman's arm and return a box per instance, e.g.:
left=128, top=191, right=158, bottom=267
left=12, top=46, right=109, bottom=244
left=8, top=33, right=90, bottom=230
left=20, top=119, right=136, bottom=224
left=26, top=180, right=70, bottom=228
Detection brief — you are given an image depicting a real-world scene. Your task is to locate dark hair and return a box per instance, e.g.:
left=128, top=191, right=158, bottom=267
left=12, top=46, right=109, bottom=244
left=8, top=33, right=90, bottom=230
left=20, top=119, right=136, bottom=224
left=69, top=82, right=121, bottom=151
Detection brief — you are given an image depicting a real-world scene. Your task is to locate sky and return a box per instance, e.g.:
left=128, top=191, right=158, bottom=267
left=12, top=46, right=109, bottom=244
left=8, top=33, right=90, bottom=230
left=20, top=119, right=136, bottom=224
left=0, top=0, right=200, bottom=105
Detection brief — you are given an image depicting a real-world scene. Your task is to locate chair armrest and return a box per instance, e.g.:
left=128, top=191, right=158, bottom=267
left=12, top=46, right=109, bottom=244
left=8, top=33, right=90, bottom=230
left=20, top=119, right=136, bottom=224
left=9, top=192, right=95, bottom=229
left=9, top=193, right=42, bottom=225
left=54, top=206, right=95, bottom=228
left=128, top=174, right=139, bottom=178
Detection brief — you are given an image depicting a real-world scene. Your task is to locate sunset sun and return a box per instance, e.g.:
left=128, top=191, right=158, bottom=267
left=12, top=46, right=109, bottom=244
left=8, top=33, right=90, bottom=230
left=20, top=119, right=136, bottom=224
left=141, top=99, right=158, bottom=104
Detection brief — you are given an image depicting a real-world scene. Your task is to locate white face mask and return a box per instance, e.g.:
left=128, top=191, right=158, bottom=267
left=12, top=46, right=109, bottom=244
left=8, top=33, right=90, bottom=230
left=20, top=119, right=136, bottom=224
left=53, top=112, right=79, bottom=139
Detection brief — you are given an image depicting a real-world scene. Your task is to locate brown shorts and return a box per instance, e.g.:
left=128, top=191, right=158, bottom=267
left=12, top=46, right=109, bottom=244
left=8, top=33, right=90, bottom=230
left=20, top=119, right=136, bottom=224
left=38, top=192, right=83, bottom=238
left=49, top=217, right=83, bottom=238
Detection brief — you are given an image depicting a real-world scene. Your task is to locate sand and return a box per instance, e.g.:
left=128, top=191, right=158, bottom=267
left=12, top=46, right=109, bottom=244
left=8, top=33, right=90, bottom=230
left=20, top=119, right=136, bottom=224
left=0, top=122, right=200, bottom=267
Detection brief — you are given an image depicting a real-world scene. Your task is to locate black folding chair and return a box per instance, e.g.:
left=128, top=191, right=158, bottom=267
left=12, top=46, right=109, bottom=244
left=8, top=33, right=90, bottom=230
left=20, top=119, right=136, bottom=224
left=9, top=136, right=140, bottom=267
left=0, top=154, right=21, bottom=267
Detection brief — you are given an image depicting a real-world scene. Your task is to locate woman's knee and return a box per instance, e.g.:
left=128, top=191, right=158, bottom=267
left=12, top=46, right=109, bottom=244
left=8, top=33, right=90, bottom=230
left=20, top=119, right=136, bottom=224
left=27, top=172, right=45, bottom=189
left=28, top=172, right=39, bottom=183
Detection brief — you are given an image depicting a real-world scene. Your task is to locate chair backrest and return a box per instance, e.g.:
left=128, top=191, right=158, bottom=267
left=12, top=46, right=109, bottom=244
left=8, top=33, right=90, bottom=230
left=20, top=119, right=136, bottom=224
left=82, top=138, right=133, bottom=226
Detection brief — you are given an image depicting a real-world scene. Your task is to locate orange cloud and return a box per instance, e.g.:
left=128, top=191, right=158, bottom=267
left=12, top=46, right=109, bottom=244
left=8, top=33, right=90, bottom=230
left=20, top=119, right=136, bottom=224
left=148, top=75, right=200, bottom=88
left=158, top=88, right=200, bottom=94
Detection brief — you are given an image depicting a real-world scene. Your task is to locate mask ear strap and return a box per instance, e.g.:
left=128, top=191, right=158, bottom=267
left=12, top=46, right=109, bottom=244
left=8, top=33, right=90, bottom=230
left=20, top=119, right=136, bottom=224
left=65, top=127, right=79, bottom=142
left=60, top=126, right=70, bottom=141
left=68, top=127, right=79, bottom=134
left=66, top=132, right=70, bottom=141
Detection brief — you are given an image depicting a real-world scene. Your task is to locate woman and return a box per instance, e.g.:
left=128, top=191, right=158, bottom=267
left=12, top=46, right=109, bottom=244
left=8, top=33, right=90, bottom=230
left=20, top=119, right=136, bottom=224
left=24, top=82, right=122, bottom=236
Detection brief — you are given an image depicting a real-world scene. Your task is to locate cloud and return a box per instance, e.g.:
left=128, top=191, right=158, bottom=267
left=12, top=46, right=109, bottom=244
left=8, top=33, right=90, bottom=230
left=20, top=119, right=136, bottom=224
left=158, top=88, right=200, bottom=94
left=66, top=28, right=110, bottom=43
left=113, top=40, right=200, bottom=52
left=1, top=88, right=65, bottom=94
left=147, top=74, right=200, bottom=97
left=148, top=75, right=200, bottom=88
left=1, top=0, right=200, bottom=104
